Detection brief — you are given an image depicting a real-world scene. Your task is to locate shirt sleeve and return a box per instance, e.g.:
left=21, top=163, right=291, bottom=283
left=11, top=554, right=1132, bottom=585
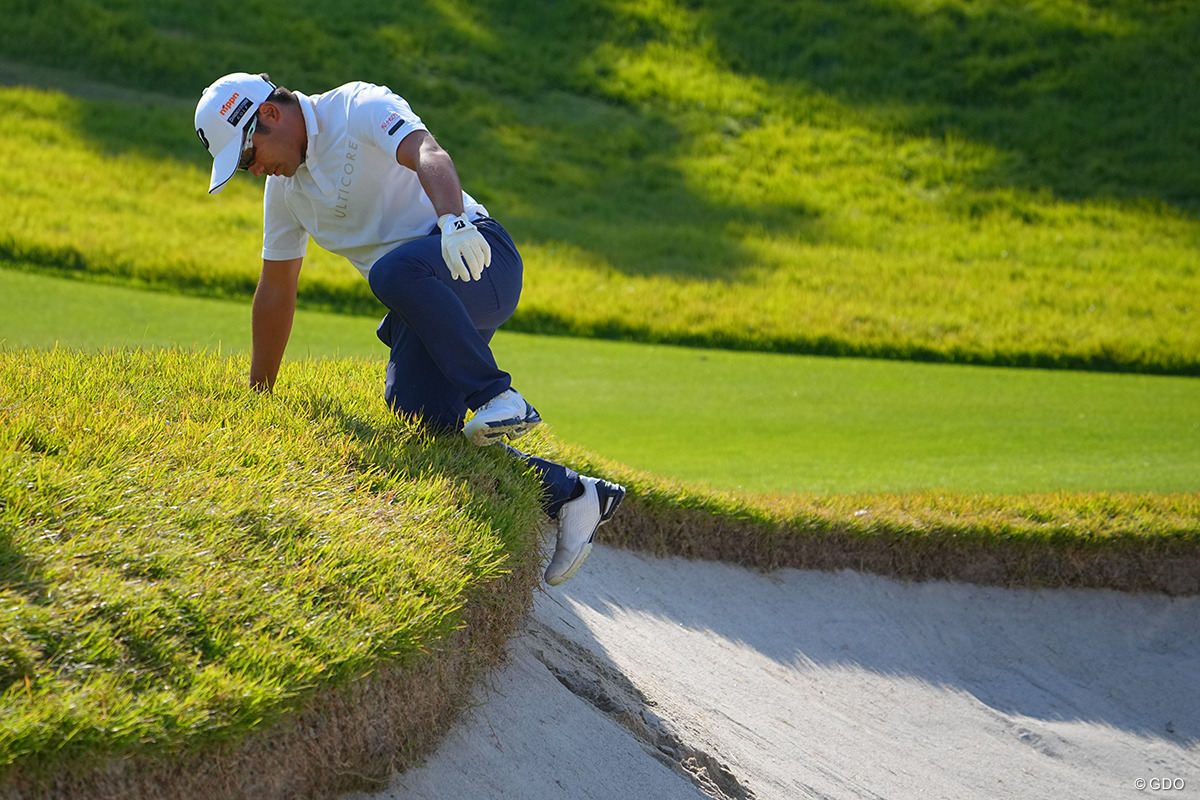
left=354, top=83, right=429, bottom=160
left=261, top=177, right=308, bottom=262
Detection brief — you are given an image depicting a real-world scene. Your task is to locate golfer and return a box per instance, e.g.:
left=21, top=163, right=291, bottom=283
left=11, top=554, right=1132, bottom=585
left=195, top=72, right=622, bottom=586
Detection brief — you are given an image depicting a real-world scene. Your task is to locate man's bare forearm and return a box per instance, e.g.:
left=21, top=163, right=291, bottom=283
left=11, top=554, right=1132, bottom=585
left=396, top=130, right=466, bottom=218
left=249, top=259, right=302, bottom=390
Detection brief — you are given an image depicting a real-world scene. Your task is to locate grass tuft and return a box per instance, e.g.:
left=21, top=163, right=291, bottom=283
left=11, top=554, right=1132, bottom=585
left=0, top=348, right=544, bottom=777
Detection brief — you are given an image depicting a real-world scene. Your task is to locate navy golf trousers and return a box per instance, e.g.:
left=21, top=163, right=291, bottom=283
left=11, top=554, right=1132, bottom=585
left=367, top=217, right=578, bottom=517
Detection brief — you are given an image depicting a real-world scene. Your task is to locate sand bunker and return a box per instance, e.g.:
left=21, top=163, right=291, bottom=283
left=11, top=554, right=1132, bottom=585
left=346, top=545, right=1199, bottom=800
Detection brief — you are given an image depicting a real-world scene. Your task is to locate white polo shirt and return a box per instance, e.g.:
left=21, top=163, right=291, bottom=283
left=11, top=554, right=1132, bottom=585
left=261, top=82, right=488, bottom=278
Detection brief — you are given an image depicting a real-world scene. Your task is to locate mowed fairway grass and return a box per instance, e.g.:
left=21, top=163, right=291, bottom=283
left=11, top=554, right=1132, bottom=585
left=5, top=267, right=1196, bottom=496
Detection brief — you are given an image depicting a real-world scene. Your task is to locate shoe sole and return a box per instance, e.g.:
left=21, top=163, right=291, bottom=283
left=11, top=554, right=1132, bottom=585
left=546, top=542, right=592, bottom=586
left=464, top=404, right=542, bottom=446
left=545, top=480, right=625, bottom=586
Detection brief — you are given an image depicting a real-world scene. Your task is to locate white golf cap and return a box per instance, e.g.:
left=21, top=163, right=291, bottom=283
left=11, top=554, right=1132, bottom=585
left=194, top=72, right=276, bottom=194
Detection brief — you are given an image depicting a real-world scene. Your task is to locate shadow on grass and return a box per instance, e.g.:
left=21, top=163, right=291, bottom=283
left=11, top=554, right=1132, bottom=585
left=2, top=0, right=1197, bottom=288
left=0, top=522, right=50, bottom=696
left=698, top=0, right=1200, bottom=206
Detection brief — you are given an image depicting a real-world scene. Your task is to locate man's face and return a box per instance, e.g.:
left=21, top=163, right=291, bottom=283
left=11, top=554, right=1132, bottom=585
left=242, top=103, right=304, bottom=179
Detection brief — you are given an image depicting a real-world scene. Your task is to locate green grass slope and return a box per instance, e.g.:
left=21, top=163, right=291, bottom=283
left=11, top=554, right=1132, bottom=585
left=1, top=0, right=1199, bottom=372
left=0, top=349, right=544, bottom=793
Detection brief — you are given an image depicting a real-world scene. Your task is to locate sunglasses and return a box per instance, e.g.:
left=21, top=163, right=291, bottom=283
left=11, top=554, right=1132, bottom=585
left=237, top=114, right=259, bottom=171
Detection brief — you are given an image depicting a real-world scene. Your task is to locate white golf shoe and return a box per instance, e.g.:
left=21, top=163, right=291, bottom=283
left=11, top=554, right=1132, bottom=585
left=464, top=389, right=542, bottom=446
left=545, top=476, right=626, bottom=586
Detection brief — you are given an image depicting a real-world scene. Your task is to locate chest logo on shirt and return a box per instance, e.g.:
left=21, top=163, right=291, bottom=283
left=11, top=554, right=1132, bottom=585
left=334, top=139, right=360, bottom=219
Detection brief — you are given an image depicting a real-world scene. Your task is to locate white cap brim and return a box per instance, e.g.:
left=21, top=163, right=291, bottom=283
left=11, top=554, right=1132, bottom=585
left=196, top=72, right=275, bottom=194
left=208, top=134, right=243, bottom=194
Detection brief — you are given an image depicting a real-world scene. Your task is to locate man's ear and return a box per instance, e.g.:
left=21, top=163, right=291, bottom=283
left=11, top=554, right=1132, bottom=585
left=257, top=101, right=280, bottom=124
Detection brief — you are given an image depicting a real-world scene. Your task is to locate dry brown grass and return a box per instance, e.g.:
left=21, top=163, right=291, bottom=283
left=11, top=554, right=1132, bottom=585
left=604, top=494, right=1200, bottom=596
left=537, top=439, right=1200, bottom=597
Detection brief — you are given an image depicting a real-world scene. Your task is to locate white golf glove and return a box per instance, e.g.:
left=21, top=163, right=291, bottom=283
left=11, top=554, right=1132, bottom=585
left=438, top=213, right=491, bottom=281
